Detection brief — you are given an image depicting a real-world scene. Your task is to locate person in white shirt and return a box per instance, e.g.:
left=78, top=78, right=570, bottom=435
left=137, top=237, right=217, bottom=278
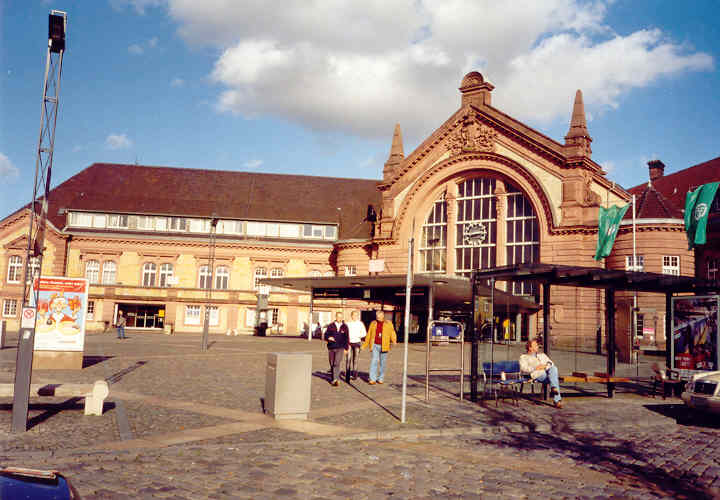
left=346, top=310, right=367, bottom=380
left=519, top=339, right=563, bottom=408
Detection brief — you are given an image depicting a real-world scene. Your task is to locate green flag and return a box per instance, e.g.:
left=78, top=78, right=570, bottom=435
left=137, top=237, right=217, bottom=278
left=594, top=203, right=631, bottom=260
left=685, top=182, right=719, bottom=249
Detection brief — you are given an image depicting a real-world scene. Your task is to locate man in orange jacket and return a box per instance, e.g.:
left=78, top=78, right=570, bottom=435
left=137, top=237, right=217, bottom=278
left=361, top=310, right=397, bottom=385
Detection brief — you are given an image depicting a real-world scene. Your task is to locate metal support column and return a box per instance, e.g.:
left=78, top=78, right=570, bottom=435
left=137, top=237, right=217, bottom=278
left=425, top=285, right=433, bottom=402
left=606, top=288, right=616, bottom=398
left=470, top=272, right=478, bottom=402
left=542, top=283, right=550, bottom=356
left=308, top=289, right=314, bottom=341
left=665, top=292, right=672, bottom=368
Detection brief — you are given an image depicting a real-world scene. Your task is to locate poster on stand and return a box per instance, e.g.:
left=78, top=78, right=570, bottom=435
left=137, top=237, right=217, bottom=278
left=671, top=295, right=720, bottom=375
left=31, top=276, right=89, bottom=352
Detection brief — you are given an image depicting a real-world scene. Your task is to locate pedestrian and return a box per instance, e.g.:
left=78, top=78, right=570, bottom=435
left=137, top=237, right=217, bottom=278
left=116, top=310, right=127, bottom=339
left=324, top=311, right=349, bottom=386
left=519, top=339, right=563, bottom=408
left=361, top=310, right=397, bottom=385
left=346, top=310, right=367, bottom=380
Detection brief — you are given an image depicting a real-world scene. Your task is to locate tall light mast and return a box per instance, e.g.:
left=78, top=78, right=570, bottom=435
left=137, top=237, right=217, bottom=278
left=11, top=10, right=67, bottom=434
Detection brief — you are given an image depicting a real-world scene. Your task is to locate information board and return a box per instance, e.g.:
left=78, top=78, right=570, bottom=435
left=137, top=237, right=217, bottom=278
left=671, top=295, right=720, bottom=375
left=30, top=276, right=89, bottom=352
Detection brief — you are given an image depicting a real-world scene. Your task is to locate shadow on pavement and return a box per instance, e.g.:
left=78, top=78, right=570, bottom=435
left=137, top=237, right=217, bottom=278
left=82, top=355, right=113, bottom=369
left=644, top=403, right=720, bottom=429
left=104, top=361, right=147, bottom=385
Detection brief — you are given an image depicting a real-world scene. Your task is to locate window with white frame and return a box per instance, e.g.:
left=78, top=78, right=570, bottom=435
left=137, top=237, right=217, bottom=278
left=7, top=256, right=22, bottom=283
left=159, top=263, right=174, bottom=287
left=102, top=261, right=117, bottom=284
left=85, top=260, right=100, bottom=284
left=662, top=256, right=680, bottom=276
left=279, top=224, right=300, bottom=238
left=635, top=313, right=645, bottom=338
left=142, top=262, right=157, bottom=287
left=3, top=299, right=18, bottom=317
left=254, top=267, right=268, bottom=290
left=137, top=216, right=154, bottom=230
left=270, top=267, right=284, bottom=278
left=155, top=217, right=167, bottom=231
left=245, top=308, right=256, bottom=328
left=26, top=256, right=41, bottom=285
left=208, top=305, right=220, bottom=326
left=185, top=305, right=202, bottom=325
left=169, top=217, right=186, bottom=231
left=247, top=222, right=266, bottom=237
left=198, top=265, right=212, bottom=289
left=344, top=265, right=357, bottom=277
left=265, top=223, right=279, bottom=237
left=269, top=307, right=279, bottom=326
left=70, top=212, right=93, bottom=227
left=625, top=255, right=644, bottom=272
left=309, top=269, right=322, bottom=278
left=108, top=214, right=129, bottom=228
left=456, top=178, right=498, bottom=277
left=420, top=193, right=447, bottom=273
left=87, top=300, right=95, bottom=320
left=324, top=270, right=335, bottom=277
left=324, top=225, right=337, bottom=240
left=506, top=185, right=540, bottom=295
left=708, top=258, right=719, bottom=282
left=215, top=266, right=230, bottom=290
left=92, top=215, right=107, bottom=228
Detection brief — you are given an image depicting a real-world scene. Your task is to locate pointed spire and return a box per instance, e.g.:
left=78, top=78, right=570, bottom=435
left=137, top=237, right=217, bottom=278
left=383, top=123, right=404, bottom=180
left=564, top=90, right=592, bottom=157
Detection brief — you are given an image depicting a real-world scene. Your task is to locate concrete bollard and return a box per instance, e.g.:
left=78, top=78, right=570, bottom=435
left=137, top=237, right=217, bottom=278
left=84, top=380, right=110, bottom=416
left=265, top=353, right=312, bottom=420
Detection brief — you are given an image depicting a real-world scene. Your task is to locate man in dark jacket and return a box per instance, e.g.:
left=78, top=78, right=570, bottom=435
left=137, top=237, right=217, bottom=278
left=325, top=311, right=349, bottom=386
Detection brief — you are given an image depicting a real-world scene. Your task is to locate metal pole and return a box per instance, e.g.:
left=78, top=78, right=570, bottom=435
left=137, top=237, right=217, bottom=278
left=632, top=194, right=638, bottom=368
left=665, top=293, right=672, bottom=368
left=425, top=285, right=432, bottom=402
left=308, top=288, right=314, bottom=342
left=470, top=272, right=478, bottom=402
left=606, top=288, right=616, bottom=398
left=201, top=218, right=218, bottom=351
left=490, top=277, right=495, bottom=389
left=400, top=236, right=413, bottom=423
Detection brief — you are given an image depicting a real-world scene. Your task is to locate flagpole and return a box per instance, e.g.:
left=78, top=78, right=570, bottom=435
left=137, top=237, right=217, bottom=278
left=401, top=219, right=414, bottom=424
left=632, top=194, right=638, bottom=368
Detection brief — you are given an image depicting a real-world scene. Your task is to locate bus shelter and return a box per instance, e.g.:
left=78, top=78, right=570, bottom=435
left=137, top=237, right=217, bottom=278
left=471, top=263, right=719, bottom=400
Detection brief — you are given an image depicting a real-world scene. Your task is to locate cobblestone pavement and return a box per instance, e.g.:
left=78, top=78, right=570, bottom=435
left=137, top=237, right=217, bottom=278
left=1, top=332, right=719, bottom=499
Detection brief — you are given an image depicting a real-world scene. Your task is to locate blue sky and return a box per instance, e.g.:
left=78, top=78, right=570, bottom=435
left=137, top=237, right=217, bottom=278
left=1, top=0, right=718, bottom=219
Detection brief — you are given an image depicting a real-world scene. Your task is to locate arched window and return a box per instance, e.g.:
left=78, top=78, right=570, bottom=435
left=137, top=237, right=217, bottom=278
left=420, top=193, right=447, bottom=272
left=26, top=256, right=41, bottom=285
left=253, top=267, right=267, bottom=290
left=198, top=265, right=212, bottom=289
left=505, top=185, right=539, bottom=295
left=142, top=262, right=157, bottom=287
left=456, top=178, right=497, bottom=277
left=85, top=260, right=100, bottom=284
left=215, top=266, right=230, bottom=290
left=159, top=263, right=174, bottom=287
left=7, top=256, right=22, bottom=283
left=102, top=261, right=117, bottom=285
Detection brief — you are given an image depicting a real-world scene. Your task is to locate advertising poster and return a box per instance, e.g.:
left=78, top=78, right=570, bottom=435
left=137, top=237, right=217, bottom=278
left=31, top=276, right=89, bottom=352
left=671, top=295, right=720, bottom=373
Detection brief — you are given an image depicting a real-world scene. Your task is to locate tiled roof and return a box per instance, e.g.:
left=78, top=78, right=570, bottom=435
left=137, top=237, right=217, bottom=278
left=38, top=163, right=382, bottom=239
left=622, top=184, right=683, bottom=220
left=628, top=156, right=720, bottom=212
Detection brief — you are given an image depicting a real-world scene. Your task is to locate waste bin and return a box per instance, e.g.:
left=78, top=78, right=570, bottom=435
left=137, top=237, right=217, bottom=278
left=265, top=353, right=312, bottom=420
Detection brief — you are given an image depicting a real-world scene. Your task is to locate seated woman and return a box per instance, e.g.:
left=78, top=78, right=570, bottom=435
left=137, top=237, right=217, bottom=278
left=519, top=339, right=563, bottom=408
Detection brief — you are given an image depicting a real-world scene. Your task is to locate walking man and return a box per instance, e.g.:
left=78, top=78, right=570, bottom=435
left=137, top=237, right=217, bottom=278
left=324, top=311, right=349, bottom=386
left=519, top=339, right=563, bottom=408
left=116, top=310, right=127, bottom=339
left=361, top=310, right=397, bottom=385
left=346, top=310, right=366, bottom=380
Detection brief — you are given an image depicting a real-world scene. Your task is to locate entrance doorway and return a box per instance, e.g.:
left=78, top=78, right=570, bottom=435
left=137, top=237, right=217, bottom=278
left=118, top=303, right=165, bottom=329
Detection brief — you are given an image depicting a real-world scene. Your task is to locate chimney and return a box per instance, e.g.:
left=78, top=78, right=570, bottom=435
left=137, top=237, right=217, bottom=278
left=648, top=160, right=665, bottom=182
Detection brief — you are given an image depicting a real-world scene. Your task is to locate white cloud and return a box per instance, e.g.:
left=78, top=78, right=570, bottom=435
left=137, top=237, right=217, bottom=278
left=243, top=159, right=263, bottom=169
left=0, top=153, right=19, bottom=179
left=148, top=36, right=159, bottom=48
left=170, top=77, right=185, bottom=87
left=600, top=160, right=615, bottom=174
left=106, top=133, right=133, bottom=150
left=150, top=1, right=713, bottom=141
left=110, top=0, right=164, bottom=15
left=128, top=43, right=144, bottom=55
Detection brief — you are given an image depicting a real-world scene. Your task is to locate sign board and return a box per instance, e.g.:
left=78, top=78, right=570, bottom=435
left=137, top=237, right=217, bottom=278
left=368, top=259, right=385, bottom=273
left=21, top=308, right=37, bottom=329
left=671, top=295, right=720, bottom=376
left=30, top=276, right=89, bottom=352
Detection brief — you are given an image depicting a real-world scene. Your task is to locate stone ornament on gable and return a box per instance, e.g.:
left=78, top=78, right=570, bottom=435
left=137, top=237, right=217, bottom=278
left=446, top=116, right=497, bottom=156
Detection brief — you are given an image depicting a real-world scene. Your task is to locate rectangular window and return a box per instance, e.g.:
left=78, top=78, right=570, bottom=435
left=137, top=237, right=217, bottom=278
left=208, top=306, right=219, bottom=326
left=87, top=300, right=95, bottom=320
left=625, top=255, right=644, bottom=272
left=269, top=308, right=279, bottom=326
left=635, top=313, right=645, bottom=338
left=344, top=265, right=357, bottom=277
left=707, top=258, right=719, bottom=282
left=108, top=214, right=129, bottom=228
left=92, top=215, right=107, bottom=228
left=247, top=222, right=266, bottom=236
left=188, top=219, right=207, bottom=232
left=279, top=224, right=300, bottom=238
left=137, top=216, right=154, bottom=230
left=155, top=217, right=167, bottom=231
left=265, top=223, right=279, bottom=237
left=245, top=308, right=256, bottom=328
left=324, top=225, right=337, bottom=239
left=6, top=256, right=22, bottom=283
left=70, top=212, right=93, bottom=227
left=662, top=255, right=680, bottom=276
left=185, top=305, right=202, bottom=326
left=2, top=299, right=18, bottom=317
left=169, top=217, right=187, bottom=231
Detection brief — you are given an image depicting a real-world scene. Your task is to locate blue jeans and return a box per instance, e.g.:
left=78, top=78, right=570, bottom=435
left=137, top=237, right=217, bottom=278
left=117, top=325, right=125, bottom=339
left=369, top=344, right=387, bottom=382
left=534, top=365, right=561, bottom=402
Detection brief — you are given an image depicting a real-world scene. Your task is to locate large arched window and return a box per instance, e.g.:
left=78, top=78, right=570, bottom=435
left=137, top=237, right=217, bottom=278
left=142, top=262, right=157, bottom=287
left=506, top=185, right=539, bottom=295
left=456, top=178, right=497, bottom=276
left=420, top=193, right=447, bottom=273
left=85, top=260, right=100, bottom=284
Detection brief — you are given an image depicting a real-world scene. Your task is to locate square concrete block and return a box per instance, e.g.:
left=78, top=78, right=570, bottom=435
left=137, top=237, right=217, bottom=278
left=265, top=352, right=312, bottom=420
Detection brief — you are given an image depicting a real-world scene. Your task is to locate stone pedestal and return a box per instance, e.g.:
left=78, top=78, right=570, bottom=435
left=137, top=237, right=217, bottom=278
left=265, top=352, right=312, bottom=420
left=32, top=351, right=83, bottom=370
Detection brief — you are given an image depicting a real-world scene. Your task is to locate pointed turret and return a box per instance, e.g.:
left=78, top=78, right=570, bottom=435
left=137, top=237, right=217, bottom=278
left=383, top=123, right=404, bottom=181
left=564, top=90, right=592, bottom=157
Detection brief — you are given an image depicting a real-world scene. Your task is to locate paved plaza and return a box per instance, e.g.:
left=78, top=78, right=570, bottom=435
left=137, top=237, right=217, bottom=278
left=1, top=331, right=720, bottom=499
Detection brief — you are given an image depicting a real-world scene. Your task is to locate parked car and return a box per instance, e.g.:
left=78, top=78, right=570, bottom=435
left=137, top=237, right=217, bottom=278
left=681, top=370, right=720, bottom=414
left=0, top=467, right=81, bottom=499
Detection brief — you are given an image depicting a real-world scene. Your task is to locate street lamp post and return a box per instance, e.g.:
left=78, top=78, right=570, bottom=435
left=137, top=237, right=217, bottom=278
left=201, top=216, right=219, bottom=351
